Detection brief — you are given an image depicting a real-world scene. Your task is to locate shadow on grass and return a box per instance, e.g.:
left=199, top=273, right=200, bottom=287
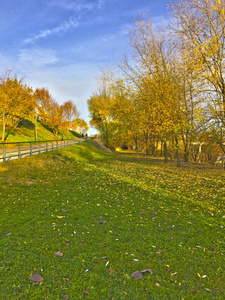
left=18, top=119, right=35, bottom=129
left=114, top=151, right=221, bottom=171
left=115, top=151, right=166, bottom=165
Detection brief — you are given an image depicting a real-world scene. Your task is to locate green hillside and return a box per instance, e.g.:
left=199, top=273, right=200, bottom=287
left=0, top=118, right=81, bottom=143
left=0, top=141, right=224, bottom=299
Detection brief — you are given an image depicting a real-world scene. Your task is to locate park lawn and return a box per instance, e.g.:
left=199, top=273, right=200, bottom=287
left=0, top=141, right=224, bottom=299
left=0, top=117, right=81, bottom=144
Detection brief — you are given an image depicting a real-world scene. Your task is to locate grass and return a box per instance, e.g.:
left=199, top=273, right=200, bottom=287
left=0, top=141, right=224, bottom=299
left=0, top=118, right=81, bottom=143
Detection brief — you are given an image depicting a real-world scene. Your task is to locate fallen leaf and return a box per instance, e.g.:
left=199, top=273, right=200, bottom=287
left=109, top=268, right=114, bottom=273
left=6, top=233, right=13, bottom=236
left=85, top=267, right=93, bottom=272
left=140, top=269, right=153, bottom=275
left=83, top=290, right=89, bottom=295
left=57, top=216, right=64, bottom=219
left=131, top=271, right=142, bottom=279
left=65, top=296, right=69, bottom=300
left=28, top=273, right=43, bottom=284
left=99, top=220, right=107, bottom=224
left=55, top=251, right=63, bottom=256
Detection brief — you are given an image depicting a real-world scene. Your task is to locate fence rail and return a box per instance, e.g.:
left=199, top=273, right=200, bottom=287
left=0, top=138, right=89, bottom=163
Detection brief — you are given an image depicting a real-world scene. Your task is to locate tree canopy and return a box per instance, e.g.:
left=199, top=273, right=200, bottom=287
left=88, top=0, right=225, bottom=164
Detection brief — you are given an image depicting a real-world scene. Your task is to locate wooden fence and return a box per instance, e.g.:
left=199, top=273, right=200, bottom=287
left=0, top=138, right=88, bottom=163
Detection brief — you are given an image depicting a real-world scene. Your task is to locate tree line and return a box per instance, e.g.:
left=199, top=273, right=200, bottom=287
left=88, top=0, right=225, bottom=165
left=0, top=72, right=88, bottom=142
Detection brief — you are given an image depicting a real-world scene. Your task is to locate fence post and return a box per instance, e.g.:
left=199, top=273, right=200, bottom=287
left=18, top=143, right=21, bottom=159
left=3, top=144, right=6, bottom=163
left=30, top=142, right=32, bottom=156
left=56, top=140, right=58, bottom=149
left=39, top=142, right=41, bottom=154
left=46, top=141, right=48, bottom=152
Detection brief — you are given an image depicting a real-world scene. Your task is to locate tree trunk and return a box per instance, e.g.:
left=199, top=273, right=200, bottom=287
left=175, top=137, right=181, bottom=167
left=133, top=134, right=138, bottom=157
left=105, top=122, right=109, bottom=148
left=161, top=140, right=163, bottom=157
left=171, top=137, right=175, bottom=160
left=151, top=141, right=155, bottom=156
left=184, top=149, right=189, bottom=162
left=2, top=113, right=6, bottom=142
left=164, top=140, right=168, bottom=163
left=135, top=139, right=138, bottom=157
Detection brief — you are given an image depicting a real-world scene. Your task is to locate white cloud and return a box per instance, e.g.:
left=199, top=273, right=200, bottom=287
left=18, top=48, right=59, bottom=68
left=101, top=33, right=116, bottom=43
left=17, top=58, right=99, bottom=114
left=46, top=0, right=112, bottom=11
left=23, top=17, right=79, bottom=45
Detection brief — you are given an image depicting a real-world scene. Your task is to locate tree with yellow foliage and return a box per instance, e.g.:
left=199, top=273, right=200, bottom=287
left=119, top=16, right=182, bottom=162
left=0, top=74, right=36, bottom=141
left=34, top=87, right=64, bottom=137
left=87, top=71, right=115, bottom=147
left=61, top=100, right=80, bottom=126
left=171, top=0, right=225, bottom=154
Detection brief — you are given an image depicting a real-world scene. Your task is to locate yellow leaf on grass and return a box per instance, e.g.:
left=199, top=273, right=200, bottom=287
left=57, top=216, right=63, bottom=219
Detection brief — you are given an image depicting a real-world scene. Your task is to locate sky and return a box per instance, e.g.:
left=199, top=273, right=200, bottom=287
left=0, top=0, right=170, bottom=134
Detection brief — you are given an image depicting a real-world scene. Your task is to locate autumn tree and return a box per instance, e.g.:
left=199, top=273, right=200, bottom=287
left=87, top=71, right=115, bottom=147
left=34, top=87, right=64, bottom=137
left=171, top=0, right=225, bottom=154
left=61, top=100, right=80, bottom=126
left=108, top=79, right=144, bottom=153
left=119, top=16, right=184, bottom=162
left=74, top=118, right=89, bottom=132
left=0, top=74, right=36, bottom=141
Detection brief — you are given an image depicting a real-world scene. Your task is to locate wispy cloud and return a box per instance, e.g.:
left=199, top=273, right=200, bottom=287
left=46, top=0, right=112, bottom=12
left=18, top=48, right=59, bottom=68
left=23, top=17, right=79, bottom=45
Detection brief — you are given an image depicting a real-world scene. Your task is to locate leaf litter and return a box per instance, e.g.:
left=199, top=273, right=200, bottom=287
left=131, top=269, right=153, bottom=279
left=28, top=273, right=43, bottom=284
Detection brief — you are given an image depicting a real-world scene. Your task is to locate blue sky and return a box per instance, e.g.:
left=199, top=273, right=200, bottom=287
left=0, top=0, right=170, bottom=134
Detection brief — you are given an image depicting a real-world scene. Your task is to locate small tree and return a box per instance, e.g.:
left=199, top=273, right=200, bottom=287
left=0, top=74, right=36, bottom=141
left=61, top=100, right=80, bottom=128
left=34, top=87, right=64, bottom=137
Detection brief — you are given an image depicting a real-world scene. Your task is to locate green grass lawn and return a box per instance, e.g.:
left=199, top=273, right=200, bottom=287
left=0, top=141, right=224, bottom=299
left=0, top=118, right=81, bottom=143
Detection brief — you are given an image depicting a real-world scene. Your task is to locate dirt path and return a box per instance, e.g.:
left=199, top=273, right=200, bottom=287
left=90, top=137, right=112, bottom=153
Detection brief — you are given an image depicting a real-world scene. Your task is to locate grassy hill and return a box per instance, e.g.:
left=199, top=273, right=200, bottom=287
left=0, top=141, right=224, bottom=299
left=0, top=118, right=81, bottom=143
